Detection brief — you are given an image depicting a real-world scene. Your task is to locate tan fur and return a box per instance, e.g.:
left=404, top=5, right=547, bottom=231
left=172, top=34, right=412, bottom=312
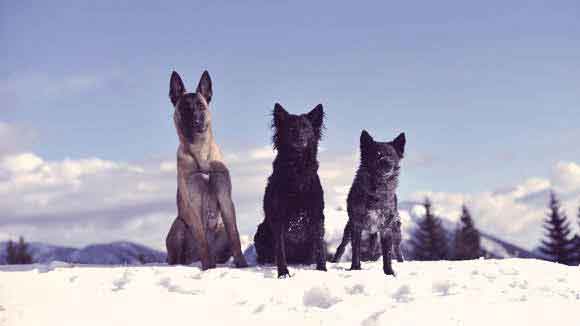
left=166, top=71, right=247, bottom=269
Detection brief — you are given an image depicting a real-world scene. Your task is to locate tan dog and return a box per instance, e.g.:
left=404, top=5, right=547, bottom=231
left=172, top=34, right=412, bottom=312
left=165, top=70, right=247, bottom=270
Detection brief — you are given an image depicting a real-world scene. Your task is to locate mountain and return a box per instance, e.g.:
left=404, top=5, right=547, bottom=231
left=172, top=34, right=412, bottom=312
left=0, top=241, right=166, bottom=265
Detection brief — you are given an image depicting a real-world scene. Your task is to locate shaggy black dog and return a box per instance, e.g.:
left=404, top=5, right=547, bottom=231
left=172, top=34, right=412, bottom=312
left=254, top=103, right=327, bottom=278
left=334, top=130, right=405, bottom=276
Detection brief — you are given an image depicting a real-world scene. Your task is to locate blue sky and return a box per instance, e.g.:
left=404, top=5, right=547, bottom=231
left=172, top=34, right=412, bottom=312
left=1, top=1, right=580, bottom=249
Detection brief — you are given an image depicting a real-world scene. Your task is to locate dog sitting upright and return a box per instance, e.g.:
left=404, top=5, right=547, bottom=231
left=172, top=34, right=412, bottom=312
left=254, top=103, right=327, bottom=278
left=334, top=130, right=405, bottom=275
left=165, top=70, right=247, bottom=270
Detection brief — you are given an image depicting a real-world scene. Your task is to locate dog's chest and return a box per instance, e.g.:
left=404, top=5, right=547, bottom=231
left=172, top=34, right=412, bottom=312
left=286, top=209, right=310, bottom=242
left=365, top=208, right=391, bottom=233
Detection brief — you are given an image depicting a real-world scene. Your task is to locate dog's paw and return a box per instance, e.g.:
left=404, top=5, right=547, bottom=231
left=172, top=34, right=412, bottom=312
left=201, top=259, right=217, bottom=271
left=316, top=264, right=328, bottom=272
left=349, top=264, right=362, bottom=271
left=277, top=268, right=291, bottom=279
left=234, top=257, right=248, bottom=268
left=383, top=268, right=396, bottom=276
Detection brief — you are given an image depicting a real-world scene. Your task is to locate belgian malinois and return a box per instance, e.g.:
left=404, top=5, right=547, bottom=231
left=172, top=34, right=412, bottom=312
left=165, top=70, right=247, bottom=270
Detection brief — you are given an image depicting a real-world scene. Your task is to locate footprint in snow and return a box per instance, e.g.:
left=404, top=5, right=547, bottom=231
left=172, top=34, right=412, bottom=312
left=345, top=283, right=366, bottom=295
left=112, top=270, right=132, bottom=292
left=302, top=286, right=341, bottom=309
left=432, top=280, right=456, bottom=296
left=158, top=277, right=199, bottom=295
left=392, top=285, right=413, bottom=303
left=361, top=310, right=385, bottom=326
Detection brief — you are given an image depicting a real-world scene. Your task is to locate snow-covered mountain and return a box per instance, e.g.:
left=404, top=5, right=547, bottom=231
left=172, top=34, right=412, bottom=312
left=0, top=241, right=166, bottom=265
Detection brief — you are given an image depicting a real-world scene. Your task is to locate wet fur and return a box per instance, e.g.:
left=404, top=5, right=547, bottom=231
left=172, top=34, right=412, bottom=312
left=165, top=70, right=247, bottom=269
left=334, top=130, right=406, bottom=275
left=254, top=103, right=327, bottom=278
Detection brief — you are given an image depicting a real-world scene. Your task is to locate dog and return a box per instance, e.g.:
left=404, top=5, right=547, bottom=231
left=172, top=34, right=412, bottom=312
left=253, top=103, right=327, bottom=278
left=165, top=70, right=247, bottom=270
left=334, top=130, right=405, bottom=275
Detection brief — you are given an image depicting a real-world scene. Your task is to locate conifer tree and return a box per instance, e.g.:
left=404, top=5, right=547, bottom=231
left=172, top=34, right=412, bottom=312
left=5, top=237, right=33, bottom=264
left=16, top=236, right=33, bottom=264
left=538, top=192, right=575, bottom=265
left=575, top=205, right=580, bottom=265
left=410, top=198, right=449, bottom=260
left=453, top=205, right=482, bottom=260
left=6, top=239, right=17, bottom=264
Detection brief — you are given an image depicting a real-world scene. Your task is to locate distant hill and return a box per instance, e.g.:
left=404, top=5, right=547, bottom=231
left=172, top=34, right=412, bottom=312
left=0, top=241, right=166, bottom=265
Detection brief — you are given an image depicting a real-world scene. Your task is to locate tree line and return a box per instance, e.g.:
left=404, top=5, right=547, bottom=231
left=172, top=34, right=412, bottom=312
left=409, top=191, right=580, bottom=265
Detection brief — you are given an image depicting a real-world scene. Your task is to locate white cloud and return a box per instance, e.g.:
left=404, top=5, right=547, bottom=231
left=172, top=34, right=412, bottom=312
left=249, top=146, right=276, bottom=160
left=552, top=161, right=580, bottom=193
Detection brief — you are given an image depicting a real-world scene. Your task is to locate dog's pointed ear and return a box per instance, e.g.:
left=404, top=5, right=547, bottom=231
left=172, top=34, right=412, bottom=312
left=196, top=70, right=213, bottom=103
left=306, top=104, right=324, bottom=129
left=360, top=130, right=374, bottom=149
left=169, top=71, right=186, bottom=106
left=273, top=103, right=288, bottom=127
left=392, top=132, right=406, bottom=158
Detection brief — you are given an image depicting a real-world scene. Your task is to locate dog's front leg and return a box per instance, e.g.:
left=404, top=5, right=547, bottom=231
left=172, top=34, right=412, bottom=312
left=350, top=222, right=363, bottom=271
left=209, top=161, right=247, bottom=268
left=392, top=220, right=404, bottom=262
left=380, top=228, right=395, bottom=276
left=178, top=171, right=214, bottom=270
left=312, top=212, right=327, bottom=272
left=272, top=221, right=290, bottom=278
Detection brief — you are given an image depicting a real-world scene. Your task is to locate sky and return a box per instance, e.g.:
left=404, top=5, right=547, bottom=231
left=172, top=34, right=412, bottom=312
left=1, top=1, right=580, bottom=250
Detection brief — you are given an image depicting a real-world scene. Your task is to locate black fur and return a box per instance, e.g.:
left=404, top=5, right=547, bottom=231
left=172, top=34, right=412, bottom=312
left=334, top=130, right=406, bottom=276
left=254, top=103, right=327, bottom=278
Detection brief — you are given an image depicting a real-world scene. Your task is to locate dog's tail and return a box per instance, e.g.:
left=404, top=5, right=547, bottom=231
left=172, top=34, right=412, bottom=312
left=332, top=220, right=352, bottom=263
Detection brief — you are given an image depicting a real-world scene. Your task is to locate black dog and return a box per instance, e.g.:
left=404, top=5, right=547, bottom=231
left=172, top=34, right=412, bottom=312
left=254, top=103, right=327, bottom=278
left=335, top=130, right=405, bottom=275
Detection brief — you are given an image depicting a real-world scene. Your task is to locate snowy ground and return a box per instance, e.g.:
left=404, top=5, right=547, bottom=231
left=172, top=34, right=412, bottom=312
left=1, top=259, right=579, bottom=326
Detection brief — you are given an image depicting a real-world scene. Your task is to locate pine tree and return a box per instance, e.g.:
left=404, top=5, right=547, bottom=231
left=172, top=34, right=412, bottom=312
left=453, top=205, right=482, bottom=260
left=538, top=192, right=575, bottom=265
left=575, top=205, right=580, bottom=265
left=16, top=236, right=33, bottom=264
left=5, top=237, right=33, bottom=264
left=6, top=239, right=17, bottom=264
left=410, top=198, right=449, bottom=260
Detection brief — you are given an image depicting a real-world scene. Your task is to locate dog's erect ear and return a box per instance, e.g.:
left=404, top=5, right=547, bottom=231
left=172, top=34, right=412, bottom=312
left=273, top=103, right=288, bottom=128
left=169, top=71, right=186, bottom=106
left=196, top=70, right=213, bottom=103
left=306, top=104, right=324, bottom=129
left=392, top=132, right=406, bottom=158
left=360, top=129, right=374, bottom=151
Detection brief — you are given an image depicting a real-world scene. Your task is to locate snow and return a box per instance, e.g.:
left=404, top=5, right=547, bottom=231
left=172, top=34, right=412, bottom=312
left=1, top=259, right=579, bottom=326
